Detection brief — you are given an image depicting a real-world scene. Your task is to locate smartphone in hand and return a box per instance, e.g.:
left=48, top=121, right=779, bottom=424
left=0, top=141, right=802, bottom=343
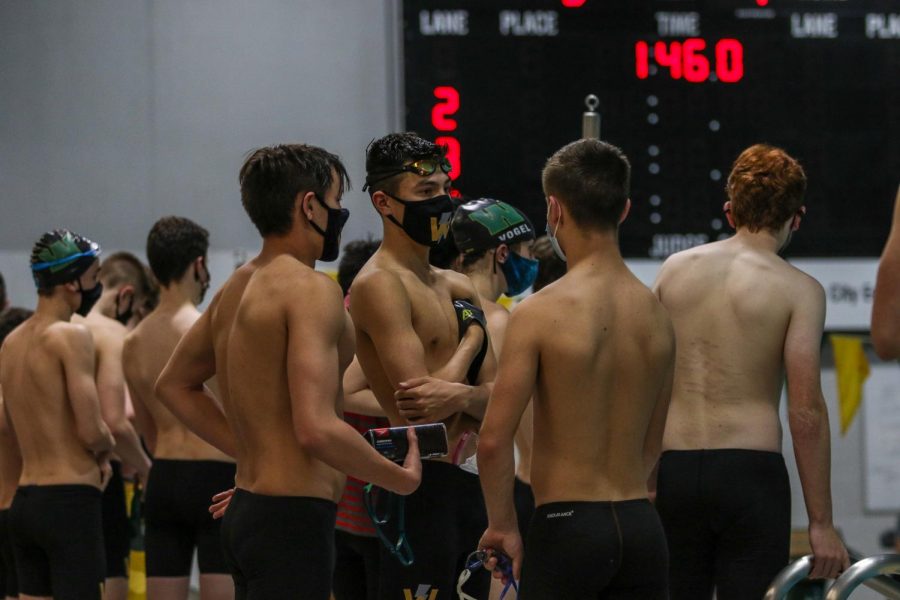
left=365, top=423, right=449, bottom=462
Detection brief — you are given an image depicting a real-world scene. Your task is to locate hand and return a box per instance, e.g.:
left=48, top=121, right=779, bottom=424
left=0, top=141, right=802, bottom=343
left=97, top=452, right=112, bottom=491
left=209, top=488, right=235, bottom=520
left=136, top=461, right=151, bottom=489
left=808, top=522, right=850, bottom=579
left=395, top=377, right=467, bottom=423
left=478, top=526, right=524, bottom=583
left=393, top=427, right=422, bottom=496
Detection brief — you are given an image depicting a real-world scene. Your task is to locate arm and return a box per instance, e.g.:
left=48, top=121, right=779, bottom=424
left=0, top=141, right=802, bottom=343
left=289, top=275, right=420, bottom=495
left=394, top=280, right=499, bottom=423
left=872, top=186, right=900, bottom=359
left=477, top=303, right=540, bottom=580
left=58, top=327, right=115, bottom=454
left=342, top=356, right=384, bottom=417
left=644, top=325, right=675, bottom=498
left=96, top=331, right=151, bottom=479
left=121, top=338, right=157, bottom=455
left=155, top=308, right=237, bottom=458
left=784, top=280, right=849, bottom=579
left=351, top=270, right=489, bottom=423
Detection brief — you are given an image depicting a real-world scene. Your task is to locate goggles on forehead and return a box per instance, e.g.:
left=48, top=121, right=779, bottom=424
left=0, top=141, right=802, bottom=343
left=363, top=157, right=453, bottom=192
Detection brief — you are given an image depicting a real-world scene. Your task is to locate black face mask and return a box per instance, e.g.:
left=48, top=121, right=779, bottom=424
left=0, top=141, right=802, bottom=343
left=114, top=292, right=133, bottom=326
left=310, top=194, right=350, bottom=262
left=194, top=262, right=211, bottom=305
left=76, top=280, right=103, bottom=317
left=384, top=192, right=454, bottom=248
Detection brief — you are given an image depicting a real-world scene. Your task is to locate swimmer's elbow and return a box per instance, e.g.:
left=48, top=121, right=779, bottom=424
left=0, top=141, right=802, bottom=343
left=294, top=421, right=327, bottom=455
left=871, top=328, right=900, bottom=361
left=80, top=423, right=114, bottom=454
left=788, top=403, right=828, bottom=440
left=476, top=432, right=508, bottom=466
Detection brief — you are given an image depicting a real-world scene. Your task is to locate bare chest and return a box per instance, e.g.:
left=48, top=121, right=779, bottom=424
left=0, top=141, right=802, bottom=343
left=405, top=279, right=462, bottom=366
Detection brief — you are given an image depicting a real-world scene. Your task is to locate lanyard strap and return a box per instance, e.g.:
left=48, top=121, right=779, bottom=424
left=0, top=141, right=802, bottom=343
left=363, top=483, right=415, bottom=566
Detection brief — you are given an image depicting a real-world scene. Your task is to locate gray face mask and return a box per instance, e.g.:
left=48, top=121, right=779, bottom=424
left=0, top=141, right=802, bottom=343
left=545, top=219, right=567, bottom=263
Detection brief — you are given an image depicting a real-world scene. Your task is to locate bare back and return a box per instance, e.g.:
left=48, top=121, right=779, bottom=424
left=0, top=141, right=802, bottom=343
left=0, top=318, right=103, bottom=488
left=213, top=256, right=352, bottom=499
left=353, top=253, right=484, bottom=457
left=124, top=304, right=232, bottom=462
left=655, top=239, right=820, bottom=451
left=529, top=264, right=674, bottom=505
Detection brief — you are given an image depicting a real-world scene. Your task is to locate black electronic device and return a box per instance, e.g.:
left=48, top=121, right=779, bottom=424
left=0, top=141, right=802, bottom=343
left=365, top=423, right=450, bottom=461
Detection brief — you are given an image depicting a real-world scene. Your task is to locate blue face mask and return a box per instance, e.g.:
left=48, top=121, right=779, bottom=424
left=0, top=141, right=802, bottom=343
left=500, top=250, right=539, bottom=297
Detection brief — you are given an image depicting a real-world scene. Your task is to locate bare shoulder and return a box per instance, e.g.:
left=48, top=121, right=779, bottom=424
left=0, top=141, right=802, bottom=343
left=45, top=320, right=94, bottom=356
left=88, top=315, right=128, bottom=349
left=350, top=264, right=408, bottom=307
left=782, top=263, right=825, bottom=304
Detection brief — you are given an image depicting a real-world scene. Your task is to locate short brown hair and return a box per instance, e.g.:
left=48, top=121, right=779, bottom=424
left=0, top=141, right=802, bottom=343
left=100, top=252, right=156, bottom=302
left=239, top=144, right=350, bottom=237
left=726, top=144, right=807, bottom=233
left=542, top=139, right=630, bottom=231
left=146, top=216, right=209, bottom=286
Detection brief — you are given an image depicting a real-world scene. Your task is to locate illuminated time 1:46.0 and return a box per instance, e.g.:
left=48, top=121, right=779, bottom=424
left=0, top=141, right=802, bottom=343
left=636, top=39, right=744, bottom=83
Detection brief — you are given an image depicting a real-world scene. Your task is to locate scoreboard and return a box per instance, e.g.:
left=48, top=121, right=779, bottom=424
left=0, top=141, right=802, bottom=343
left=402, top=1, right=900, bottom=258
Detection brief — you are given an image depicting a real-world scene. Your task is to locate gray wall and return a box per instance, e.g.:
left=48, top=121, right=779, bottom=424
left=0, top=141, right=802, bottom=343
left=0, top=0, right=398, bottom=256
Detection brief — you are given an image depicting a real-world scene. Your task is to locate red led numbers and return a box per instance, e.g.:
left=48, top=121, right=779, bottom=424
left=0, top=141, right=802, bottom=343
left=635, top=41, right=650, bottom=79
left=432, top=86, right=459, bottom=131
left=436, top=136, right=461, bottom=181
left=653, top=41, right=683, bottom=79
left=715, top=39, right=744, bottom=83
left=635, top=39, right=744, bottom=83
left=432, top=86, right=461, bottom=180
left=682, top=38, right=709, bottom=83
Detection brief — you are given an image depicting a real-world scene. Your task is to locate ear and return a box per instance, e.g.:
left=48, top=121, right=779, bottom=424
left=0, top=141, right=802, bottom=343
left=791, top=206, right=806, bottom=232
left=547, top=195, right=562, bottom=226
left=63, top=280, right=79, bottom=294
left=298, top=191, right=317, bottom=223
left=118, top=285, right=135, bottom=301
left=619, top=198, right=631, bottom=224
left=723, top=201, right=736, bottom=229
left=496, top=244, right=510, bottom=264
left=370, top=191, right=395, bottom=218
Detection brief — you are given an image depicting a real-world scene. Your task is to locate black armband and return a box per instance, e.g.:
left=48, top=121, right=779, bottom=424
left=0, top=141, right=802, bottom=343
left=453, top=299, right=490, bottom=385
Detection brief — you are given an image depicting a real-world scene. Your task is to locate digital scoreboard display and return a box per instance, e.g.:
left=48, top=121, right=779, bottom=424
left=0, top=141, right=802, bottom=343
left=402, top=1, right=900, bottom=258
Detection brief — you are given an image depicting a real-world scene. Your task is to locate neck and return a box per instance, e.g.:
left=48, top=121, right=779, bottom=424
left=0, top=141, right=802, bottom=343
left=259, top=230, right=320, bottom=268
left=729, top=228, right=782, bottom=253
left=380, top=221, right=431, bottom=277
left=468, top=268, right=503, bottom=303
left=562, top=227, right=624, bottom=270
left=158, top=280, right=198, bottom=310
left=35, top=294, right=74, bottom=322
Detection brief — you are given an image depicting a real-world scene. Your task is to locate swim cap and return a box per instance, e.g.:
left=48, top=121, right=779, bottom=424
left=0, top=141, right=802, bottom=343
left=30, top=229, right=101, bottom=289
left=451, top=198, right=535, bottom=255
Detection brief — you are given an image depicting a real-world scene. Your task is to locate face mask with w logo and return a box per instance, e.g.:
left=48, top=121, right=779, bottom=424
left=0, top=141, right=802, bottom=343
left=385, top=192, right=455, bottom=247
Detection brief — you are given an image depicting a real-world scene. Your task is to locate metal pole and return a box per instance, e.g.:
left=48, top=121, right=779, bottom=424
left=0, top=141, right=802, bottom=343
left=582, top=94, right=600, bottom=139
left=764, top=555, right=815, bottom=600
left=825, top=554, right=900, bottom=600
left=765, top=553, right=900, bottom=600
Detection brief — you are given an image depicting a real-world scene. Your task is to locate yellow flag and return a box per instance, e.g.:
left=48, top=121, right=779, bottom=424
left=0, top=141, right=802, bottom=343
left=124, top=480, right=147, bottom=600
left=829, top=335, right=870, bottom=435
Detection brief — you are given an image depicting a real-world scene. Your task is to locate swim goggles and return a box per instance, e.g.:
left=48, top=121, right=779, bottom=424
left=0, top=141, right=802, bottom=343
left=457, top=550, right=518, bottom=600
left=363, top=157, right=453, bottom=191
left=363, top=483, right=414, bottom=566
